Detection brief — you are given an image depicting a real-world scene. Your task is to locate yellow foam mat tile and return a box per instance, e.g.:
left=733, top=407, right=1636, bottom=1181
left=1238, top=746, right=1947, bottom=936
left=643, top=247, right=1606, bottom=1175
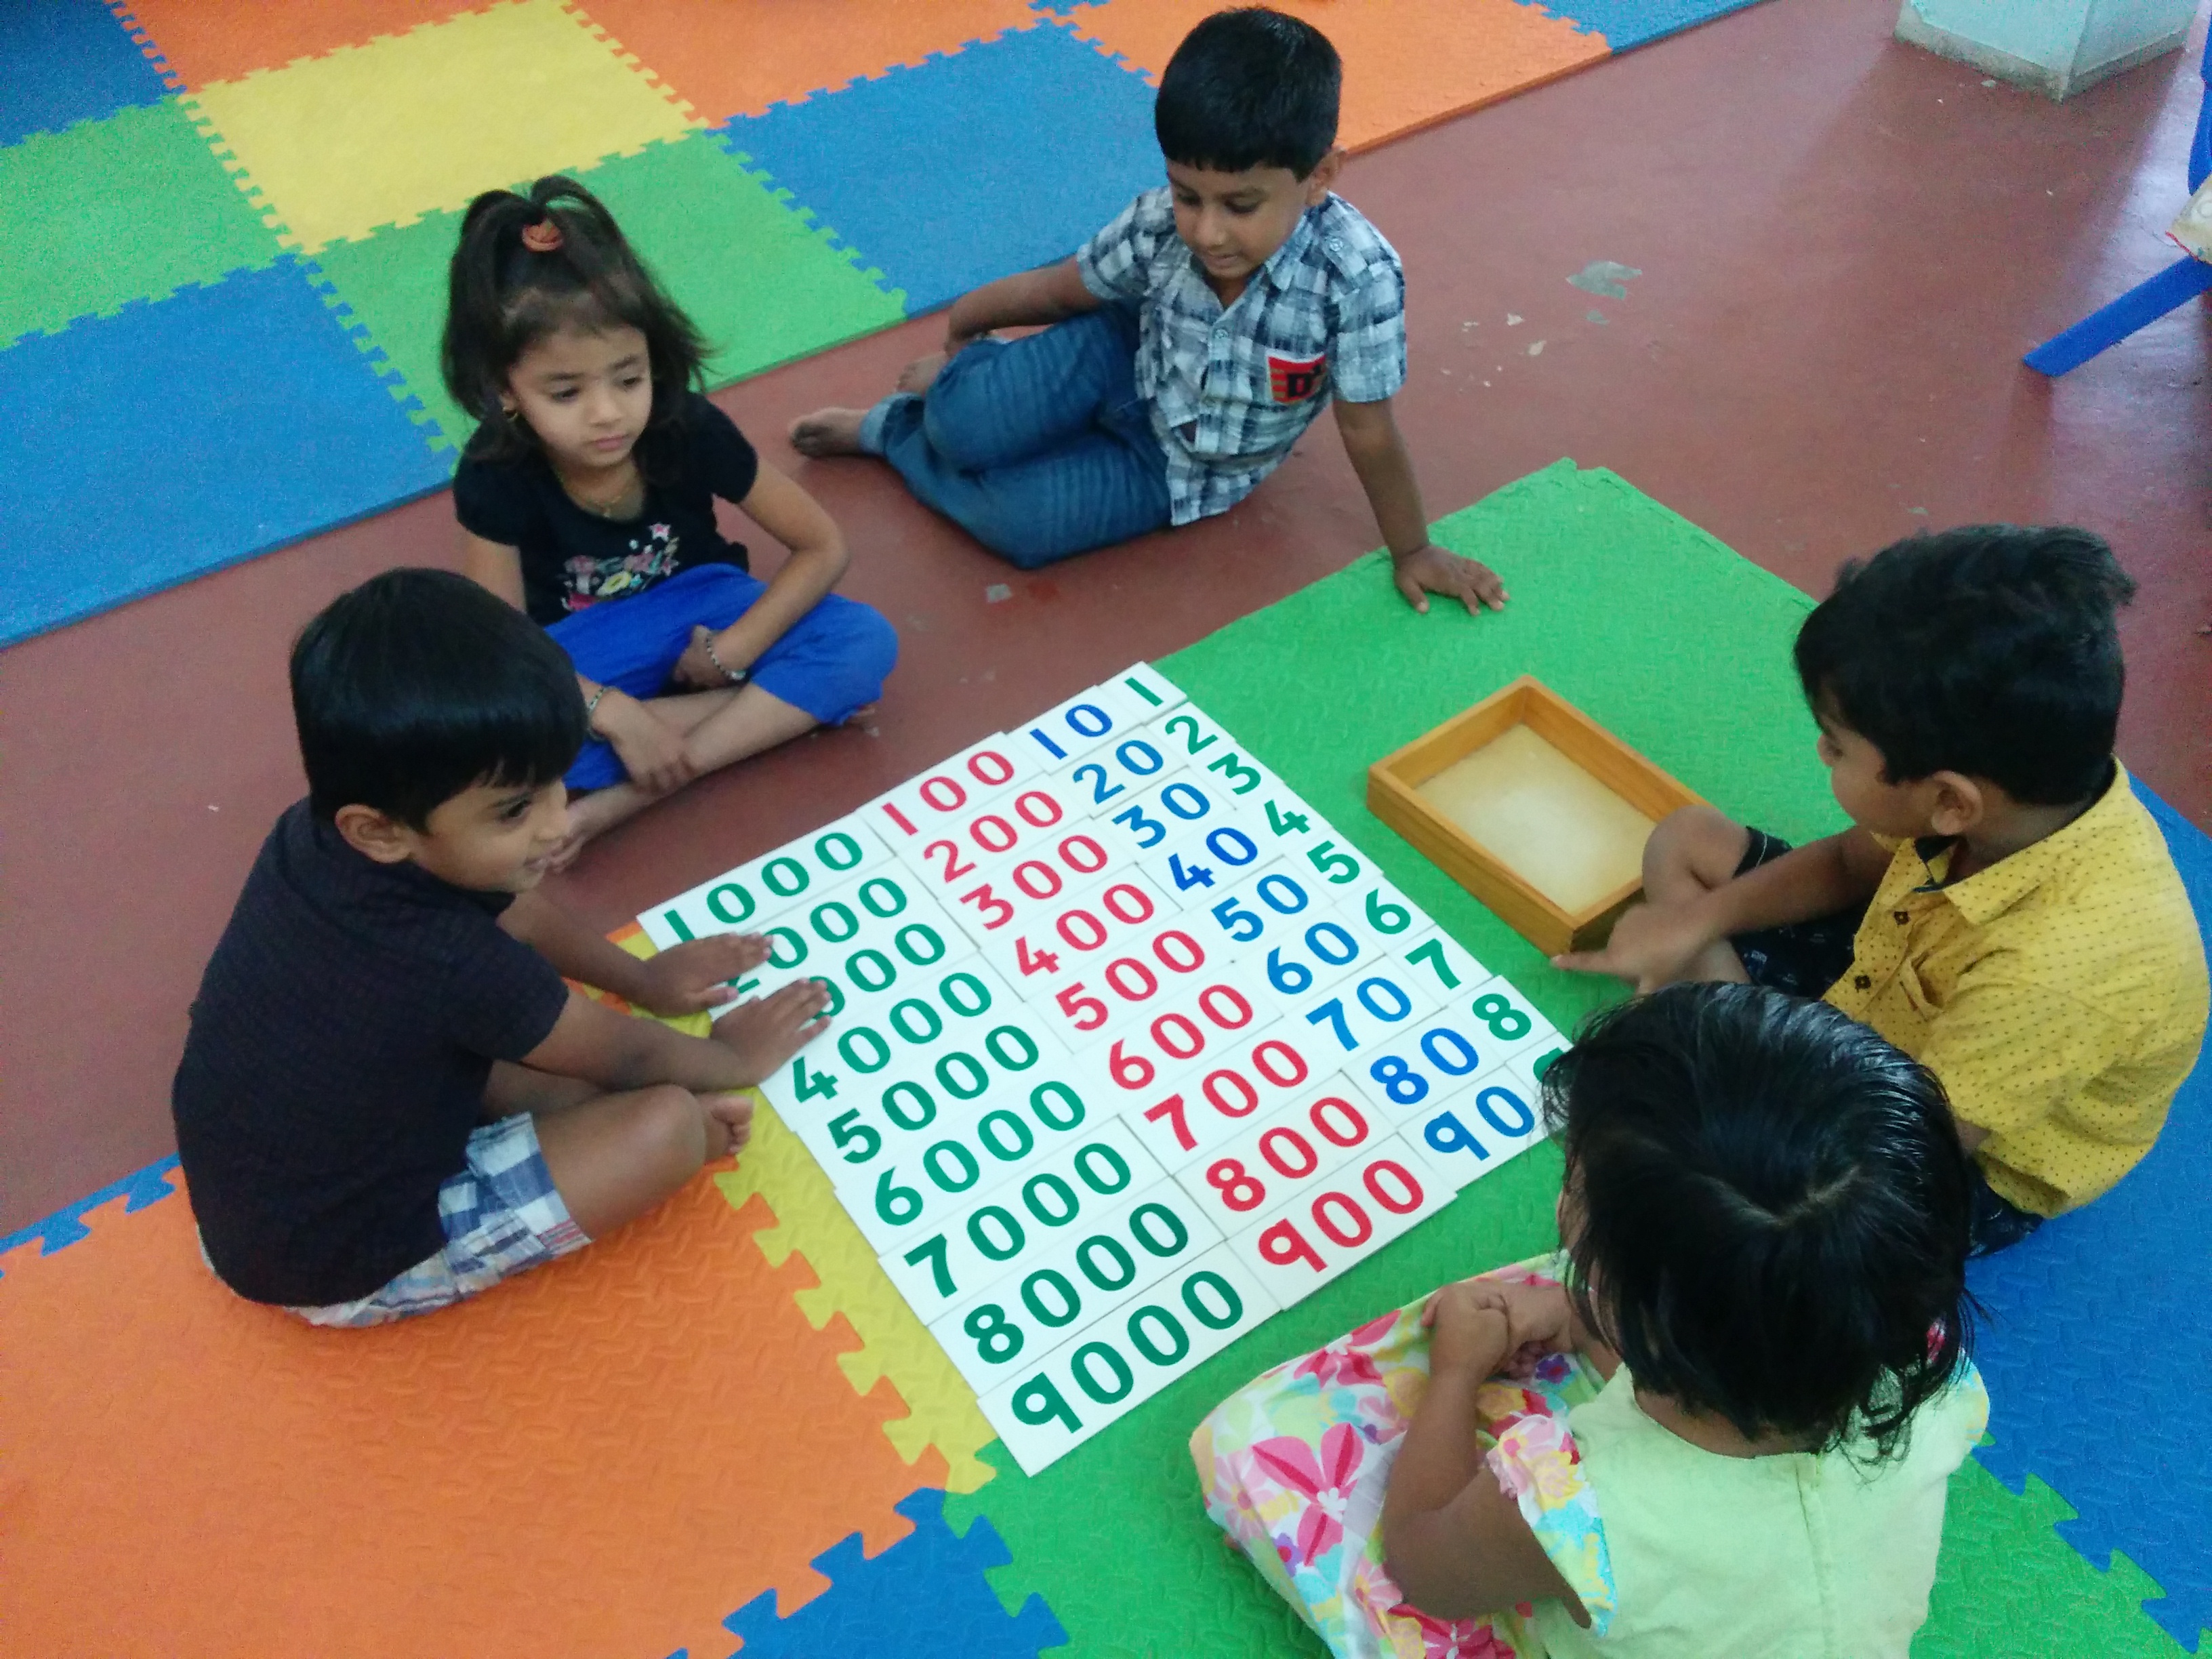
left=716, top=1106, right=1000, bottom=1495
left=601, top=923, right=997, bottom=1492
left=184, top=0, right=697, bottom=253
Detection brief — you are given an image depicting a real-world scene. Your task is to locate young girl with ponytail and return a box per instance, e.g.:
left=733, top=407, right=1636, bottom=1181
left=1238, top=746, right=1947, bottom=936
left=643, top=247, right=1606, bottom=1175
left=443, top=176, right=897, bottom=865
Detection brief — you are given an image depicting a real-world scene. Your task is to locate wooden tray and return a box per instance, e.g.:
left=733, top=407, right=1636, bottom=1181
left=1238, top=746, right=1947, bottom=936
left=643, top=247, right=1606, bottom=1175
left=1366, top=676, right=1704, bottom=956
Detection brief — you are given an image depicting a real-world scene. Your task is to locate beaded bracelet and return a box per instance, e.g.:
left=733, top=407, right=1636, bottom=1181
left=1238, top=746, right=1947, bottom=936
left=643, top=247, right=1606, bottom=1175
left=703, top=636, right=750, bottom=686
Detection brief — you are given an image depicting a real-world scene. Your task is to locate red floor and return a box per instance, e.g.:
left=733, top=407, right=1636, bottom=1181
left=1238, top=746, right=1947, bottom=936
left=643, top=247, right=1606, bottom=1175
left=5, top=0, right=2206, bottom=1234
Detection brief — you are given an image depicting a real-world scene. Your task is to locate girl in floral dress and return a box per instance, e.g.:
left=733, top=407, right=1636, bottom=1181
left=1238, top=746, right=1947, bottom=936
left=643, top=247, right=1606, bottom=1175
left=1195, top=983, right=1988, bottom=1658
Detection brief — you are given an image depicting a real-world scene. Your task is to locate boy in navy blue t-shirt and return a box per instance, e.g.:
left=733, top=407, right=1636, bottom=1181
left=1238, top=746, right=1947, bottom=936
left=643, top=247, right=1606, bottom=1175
left=173, top=569, right=828, bottom=1326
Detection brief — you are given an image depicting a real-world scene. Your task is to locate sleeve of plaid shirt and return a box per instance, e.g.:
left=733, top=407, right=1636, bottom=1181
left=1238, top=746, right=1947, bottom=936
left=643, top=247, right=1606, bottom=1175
left=1326, top=255, right=1408, bottom=405
left=1078, top=190, right=1169, bottom=302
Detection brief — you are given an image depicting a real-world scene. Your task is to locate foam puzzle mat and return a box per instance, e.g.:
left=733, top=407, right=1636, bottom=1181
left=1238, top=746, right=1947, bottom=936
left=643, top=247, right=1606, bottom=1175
left=5, top=461, right=2207, bottom=1654
left=1, top=0, right=1766, bottom=647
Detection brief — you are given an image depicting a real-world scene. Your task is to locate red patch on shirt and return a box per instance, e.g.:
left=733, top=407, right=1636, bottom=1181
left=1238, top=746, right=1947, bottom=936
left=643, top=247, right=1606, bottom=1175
left=1268, top=352, right=1328, bottom=403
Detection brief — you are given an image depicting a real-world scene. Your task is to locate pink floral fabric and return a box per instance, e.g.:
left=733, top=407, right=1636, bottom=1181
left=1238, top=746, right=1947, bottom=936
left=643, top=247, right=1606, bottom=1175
left=1192, top=1255, right=1614, bottom=1659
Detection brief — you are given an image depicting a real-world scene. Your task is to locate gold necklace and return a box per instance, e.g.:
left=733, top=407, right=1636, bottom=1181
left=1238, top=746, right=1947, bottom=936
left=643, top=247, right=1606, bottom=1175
left=565, top=466, right=642, bottom=519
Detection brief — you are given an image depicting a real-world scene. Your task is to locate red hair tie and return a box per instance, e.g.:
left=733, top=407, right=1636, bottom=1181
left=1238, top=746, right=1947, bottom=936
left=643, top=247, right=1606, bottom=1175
left=520, top=218, right=563, bottom=253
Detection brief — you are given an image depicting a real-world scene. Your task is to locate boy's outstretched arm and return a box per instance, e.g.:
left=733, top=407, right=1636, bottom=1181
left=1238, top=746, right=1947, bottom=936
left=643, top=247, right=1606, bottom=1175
left=1334, top=396, right=1507, bottom=616
left=521, top=980, right=830, bottom=1095
left=502, top=888, right=771, bottom=1019
left=942, top=258, right=1100, bottom=352
left=1554, top=827, right=1892, bottom=991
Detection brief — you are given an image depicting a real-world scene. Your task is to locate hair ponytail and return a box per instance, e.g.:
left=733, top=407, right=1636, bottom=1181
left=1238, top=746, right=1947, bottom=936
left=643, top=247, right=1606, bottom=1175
left=440, top=176, right=708, bottom=463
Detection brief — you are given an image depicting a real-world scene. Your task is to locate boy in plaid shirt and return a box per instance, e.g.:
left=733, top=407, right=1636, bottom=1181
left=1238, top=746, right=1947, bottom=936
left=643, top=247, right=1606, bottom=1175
left=793, top=7, right=1504, bottom=615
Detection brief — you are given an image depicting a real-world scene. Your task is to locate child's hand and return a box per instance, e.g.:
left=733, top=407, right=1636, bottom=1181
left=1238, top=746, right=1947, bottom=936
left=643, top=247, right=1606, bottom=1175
left=1424, top=1277, right=1577, bottom=1378
left=1392, top=544, right=1509, bottom=616
left=1552, top=899, right=1713, bottom=992
left=709, top=980, right=834, bottom=1083
left=600, top=694, right=699, bottom=796
left=672, top=625, right=743, bottom=692
left=699, top=1089, right=756, bottom=1158
left=1489, top=1279, right=1577, bottom=1376
left=1421, top=1280, right=1515, bottom=1378
left=632, top=935, right=771, bottom=1017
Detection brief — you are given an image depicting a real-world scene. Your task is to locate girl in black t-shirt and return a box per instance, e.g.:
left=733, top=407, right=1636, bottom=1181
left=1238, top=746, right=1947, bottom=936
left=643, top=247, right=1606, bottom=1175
left=443, top=176, right=897, bottom=865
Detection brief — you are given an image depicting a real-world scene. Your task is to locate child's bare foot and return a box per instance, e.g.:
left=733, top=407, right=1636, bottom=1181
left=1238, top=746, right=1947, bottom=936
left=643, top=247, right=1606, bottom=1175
left=895, top=351, right=949, bottom=394
left=544, top=787, right=632, bottom=871
left=790, top=408, right=871, bottom=457
left=700, top=1090, right=756, bottom=1158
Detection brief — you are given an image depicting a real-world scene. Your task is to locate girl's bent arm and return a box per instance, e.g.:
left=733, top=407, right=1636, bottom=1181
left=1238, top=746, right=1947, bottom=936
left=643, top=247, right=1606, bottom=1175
left=463, top=528, right=596, bottom=699
left=678, top=463, right=846, bottom=682
left=462, top=532, right=529, bottom=611
left=1382, top=1290, right=1587, bottom=1624
left=462, top=528, right=668, bottom=774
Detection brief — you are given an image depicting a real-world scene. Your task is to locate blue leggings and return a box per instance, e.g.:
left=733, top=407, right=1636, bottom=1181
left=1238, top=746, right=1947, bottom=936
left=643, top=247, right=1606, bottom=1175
left=547, top=564, right=897, bottom=792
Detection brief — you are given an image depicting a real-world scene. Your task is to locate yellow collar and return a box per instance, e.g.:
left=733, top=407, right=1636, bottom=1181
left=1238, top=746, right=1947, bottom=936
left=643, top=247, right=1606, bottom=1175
left=1912, top=759, right=2129, bottom=926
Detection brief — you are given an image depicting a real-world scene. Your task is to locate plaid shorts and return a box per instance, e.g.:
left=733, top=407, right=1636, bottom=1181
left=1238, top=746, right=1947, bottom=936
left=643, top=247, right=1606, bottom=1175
left=287, top=1113, right=588, bottom=1329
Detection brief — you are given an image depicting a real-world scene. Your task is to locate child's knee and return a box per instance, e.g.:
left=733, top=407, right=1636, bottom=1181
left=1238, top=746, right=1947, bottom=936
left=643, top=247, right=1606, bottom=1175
left=629, top=1084, right=712, bottom=1176
left=851, top=602, right=900, bottom=683
left=1645, top=805, right=1750, bottom=897
left=919, top=351, right=1006, bottom=470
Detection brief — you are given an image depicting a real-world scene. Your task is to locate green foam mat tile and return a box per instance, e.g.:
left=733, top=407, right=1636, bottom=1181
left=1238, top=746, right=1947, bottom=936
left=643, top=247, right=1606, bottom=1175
left=306, top=130, right=907, bottom=455
left=0, top=97, right=284, bottom=348
left=944, top=1149, right=1567, bottom=1658
left=1164, top=457, right=1845, bottom=1038
left=590, top=133, right=908, bottom=382
left=1920, top=1456, right=2190, bottom=1658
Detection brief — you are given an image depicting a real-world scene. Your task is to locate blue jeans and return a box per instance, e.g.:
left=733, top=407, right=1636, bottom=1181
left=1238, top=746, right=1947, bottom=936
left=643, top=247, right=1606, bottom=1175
left=862, top=305, right=1172, bottom=569
left=547, top=564, right=897, bottom=792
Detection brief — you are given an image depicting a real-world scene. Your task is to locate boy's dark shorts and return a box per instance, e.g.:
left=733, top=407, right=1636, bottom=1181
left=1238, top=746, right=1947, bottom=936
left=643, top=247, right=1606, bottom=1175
left=1728, top=827, right=2044, bottom=1259
left=1726, top=828, right=1868, bottom=1000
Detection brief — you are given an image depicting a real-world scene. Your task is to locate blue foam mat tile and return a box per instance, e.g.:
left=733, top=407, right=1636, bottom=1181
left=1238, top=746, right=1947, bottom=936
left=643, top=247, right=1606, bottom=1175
left=1544, top=0, right=1771, bottom=52
left=0, top=1155, right=178, bottom=1273
left=708, top=1488, right=1065, bottom=1659
left=716, top=20, right=1157, bottom=319
left=0, top=258, right=452, bottom=646
left=1965, top=779, right=2212, bottom=1650
left=0, top=0, right=176, bottom=145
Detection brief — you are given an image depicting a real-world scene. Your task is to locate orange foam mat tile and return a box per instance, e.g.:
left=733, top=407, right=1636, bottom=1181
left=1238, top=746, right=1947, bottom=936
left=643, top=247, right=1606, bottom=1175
left=0, top=1174, right=941, bottom=1659
left=110, top=0, right=493, bottom=91
left=1063, top=0, right=1610, bottom=152
left=573, top=0, right=1047, bottom=122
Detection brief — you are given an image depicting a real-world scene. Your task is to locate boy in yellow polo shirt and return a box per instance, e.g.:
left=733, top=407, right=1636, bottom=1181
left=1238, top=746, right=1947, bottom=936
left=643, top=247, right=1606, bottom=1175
left=1557, top=525, right=2208, bottom=1253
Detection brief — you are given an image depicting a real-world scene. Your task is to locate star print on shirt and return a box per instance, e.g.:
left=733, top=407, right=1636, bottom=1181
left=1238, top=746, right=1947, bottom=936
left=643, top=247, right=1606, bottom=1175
left=561, top=523, right=681, bottom=611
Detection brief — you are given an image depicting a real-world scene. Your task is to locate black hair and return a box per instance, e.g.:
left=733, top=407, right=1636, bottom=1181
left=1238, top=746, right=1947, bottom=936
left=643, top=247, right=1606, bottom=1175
left=291, top=569, right=585, bottom=828
left=1155, top=7, right=1341, bottom=177
left=1794, top=525, right=2135, bottom=805
left=441, top=174, right=708, bottom=466
left=1542, top=983, right=1974, bottom=1460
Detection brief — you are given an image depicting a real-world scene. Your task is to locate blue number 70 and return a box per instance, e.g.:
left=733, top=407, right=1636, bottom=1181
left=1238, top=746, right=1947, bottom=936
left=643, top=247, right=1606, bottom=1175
left=1305, top=998, right=1355, bottom=1051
